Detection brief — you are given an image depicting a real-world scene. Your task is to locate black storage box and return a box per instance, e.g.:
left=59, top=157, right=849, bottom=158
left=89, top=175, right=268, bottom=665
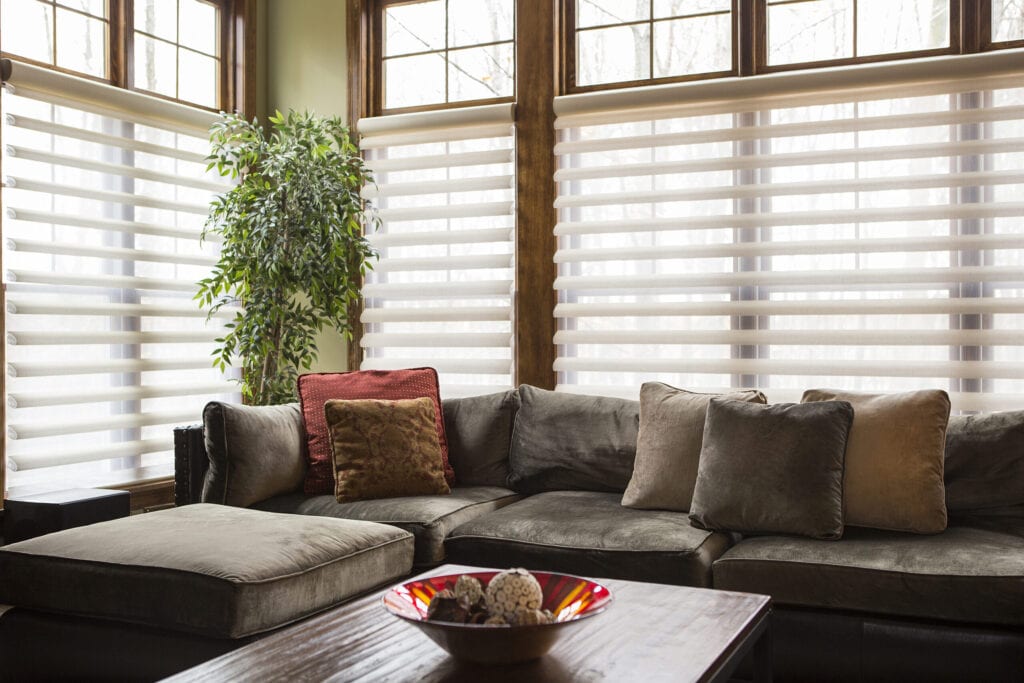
left=3, top=488, right=131, bottom=544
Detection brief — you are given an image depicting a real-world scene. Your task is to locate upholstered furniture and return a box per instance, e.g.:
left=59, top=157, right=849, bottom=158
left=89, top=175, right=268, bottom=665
left=0, top=503, right=414, bottom=679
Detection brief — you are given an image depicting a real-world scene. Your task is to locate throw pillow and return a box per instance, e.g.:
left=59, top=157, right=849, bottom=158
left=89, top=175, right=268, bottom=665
left=442, top=390, right=518, bottom=487
left=201, top=402, right=306, bottom=508
left=801, top=388, right=951, bottom=534
left=325, top=397, right=451, bottom=503
left=689, top=398, right=854, bottom=540
left=945, top=409, right=1024, bottom=514
left=298, top=369, right=453, bottom=495
left=622, top=383, right=767, bottom=512
left=507, top=385, right=639, bottom=494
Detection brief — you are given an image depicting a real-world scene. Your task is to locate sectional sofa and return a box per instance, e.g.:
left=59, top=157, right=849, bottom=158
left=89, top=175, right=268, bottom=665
left=168, top=384, right=1024, bottom=682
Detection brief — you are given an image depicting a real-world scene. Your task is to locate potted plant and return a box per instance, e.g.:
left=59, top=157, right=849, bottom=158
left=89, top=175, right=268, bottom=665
left=197, top=110, right=378, bottom=405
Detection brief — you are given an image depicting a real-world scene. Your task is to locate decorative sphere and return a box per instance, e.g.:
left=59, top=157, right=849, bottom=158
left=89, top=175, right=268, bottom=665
left=484, top=568, right=543, bottom=621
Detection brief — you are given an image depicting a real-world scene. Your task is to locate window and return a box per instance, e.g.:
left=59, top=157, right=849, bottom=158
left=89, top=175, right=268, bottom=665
left=1, top=0, right=110, bottom=78
left=359, top=105, right=516, bottom=395
left=132, top=0, right=222, bottom=108
left=992, top=0, right=1024, bottom=43
left=379, top=0, right=515, bottom=111
left=2, top=60, right=237, bottom=493
left=552, top=51, right=1024, bottom=410
left=1, top=0, right=232, bottom=110
left=573, top=0, right=733, bottom=87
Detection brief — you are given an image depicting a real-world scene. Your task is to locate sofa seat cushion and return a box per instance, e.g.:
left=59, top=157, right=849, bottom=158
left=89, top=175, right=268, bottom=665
left=713, top=519, right=1024, bottom=626
left=444, top=491, right=734, bottom=587
left=254, top=486, right=521, bottom=566
left=0, top=504, right=414, bottom=638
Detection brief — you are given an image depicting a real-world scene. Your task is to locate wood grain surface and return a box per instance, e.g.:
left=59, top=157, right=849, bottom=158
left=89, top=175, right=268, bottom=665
left=165, top=564, right=770, bottom=683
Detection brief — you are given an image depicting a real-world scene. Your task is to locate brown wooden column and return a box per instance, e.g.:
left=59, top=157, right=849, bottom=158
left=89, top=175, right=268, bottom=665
left=347, top=0, right=372, bottom=372
left=513, top=0, right=558, bottom=390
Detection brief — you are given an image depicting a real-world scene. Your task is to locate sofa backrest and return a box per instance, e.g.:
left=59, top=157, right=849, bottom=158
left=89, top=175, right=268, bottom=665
left=945, top=409, right=1024, bottom=516
left=507, top=385, right=639, bottom=494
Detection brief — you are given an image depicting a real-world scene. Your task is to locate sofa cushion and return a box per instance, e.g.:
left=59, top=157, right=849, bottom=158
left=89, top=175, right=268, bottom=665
left=622, top=383, right=767, bottom=512
left=507, top=385, right=639, bottom=494
left=945, top=409, right=1024, bottom=514
left=690, top=398, right=853, bottom=540
left=325, top=397, right=450, bottom=503
left=298, top=369, right=453, bottom=495
left=802, top=388, right=950, bottom=534
left=254, top=486, right=520, bottom=566
left=0, top=504, right=414, bottom=638
left=201, top=401, right=306, bottom=508
left=444, top=491, right=734, bottom=587
left=713, top=519, right=1024, bottom=626
left=442, top=390, right=517, bottom=488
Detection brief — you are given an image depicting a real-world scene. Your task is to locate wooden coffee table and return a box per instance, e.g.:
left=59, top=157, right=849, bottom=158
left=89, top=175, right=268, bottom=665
left=166, top=564, right=772, bottom=682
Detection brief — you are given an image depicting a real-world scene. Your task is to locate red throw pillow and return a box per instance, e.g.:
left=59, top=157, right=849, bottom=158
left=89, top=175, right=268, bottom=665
left=298, top=369, right=454, bottom=495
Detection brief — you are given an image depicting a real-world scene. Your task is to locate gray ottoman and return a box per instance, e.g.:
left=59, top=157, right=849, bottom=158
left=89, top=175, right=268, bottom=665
left=0, top=503, right=414, bottom=638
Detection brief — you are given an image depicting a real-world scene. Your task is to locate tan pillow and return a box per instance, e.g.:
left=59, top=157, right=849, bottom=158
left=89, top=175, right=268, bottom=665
left=622, top=383, right=767, bottom=512
left=325, top=397, right=451, bottom=503
left=801, top=388, right=950, bottom=534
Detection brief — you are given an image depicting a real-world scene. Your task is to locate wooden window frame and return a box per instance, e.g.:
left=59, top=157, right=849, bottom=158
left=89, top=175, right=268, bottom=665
left=0, top=0, right=256, bottom=116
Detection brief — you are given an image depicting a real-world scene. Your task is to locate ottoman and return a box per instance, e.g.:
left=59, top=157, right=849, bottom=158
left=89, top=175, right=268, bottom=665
left=0, top=503, right=415, bottom=678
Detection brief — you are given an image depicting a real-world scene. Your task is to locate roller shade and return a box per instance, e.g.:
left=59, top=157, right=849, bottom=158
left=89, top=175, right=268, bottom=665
left=358, top=103, right=515, bottom=397
left=2, top=60, right=237, bottom=491
left=553, top=50, right=1024, bottom=412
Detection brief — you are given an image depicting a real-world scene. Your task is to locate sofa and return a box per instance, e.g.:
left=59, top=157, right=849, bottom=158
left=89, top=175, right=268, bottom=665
left=168, top=384, right=1024, bottom=682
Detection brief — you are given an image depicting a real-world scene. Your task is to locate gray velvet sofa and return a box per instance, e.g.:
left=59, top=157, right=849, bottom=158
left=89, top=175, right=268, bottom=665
left=167, top=385, right=1024, bottom=681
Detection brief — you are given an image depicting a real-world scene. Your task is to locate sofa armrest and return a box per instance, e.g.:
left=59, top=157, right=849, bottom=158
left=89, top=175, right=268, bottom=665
left=174, top=425, right=208, bottom=506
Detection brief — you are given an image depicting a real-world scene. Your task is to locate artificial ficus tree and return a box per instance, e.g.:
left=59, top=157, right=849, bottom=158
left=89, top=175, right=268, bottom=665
left=197, top=110, right=378, bottom=405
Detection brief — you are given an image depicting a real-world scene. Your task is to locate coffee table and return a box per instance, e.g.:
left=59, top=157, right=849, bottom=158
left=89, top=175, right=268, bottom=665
left=165, top=564, right=772, bottom=682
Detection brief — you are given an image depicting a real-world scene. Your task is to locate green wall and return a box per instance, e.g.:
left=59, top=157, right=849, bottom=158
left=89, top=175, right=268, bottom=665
left=262, top=0, right=352, bottom=372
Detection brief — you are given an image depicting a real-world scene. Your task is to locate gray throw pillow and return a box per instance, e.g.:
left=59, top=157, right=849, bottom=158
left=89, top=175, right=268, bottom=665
left=202, top=402, right=306, bottom=508
left=945, top=409, right=1024, bottom=514
left=689, top=398, right=854, bottom=540
left=442, top=390, right=518, bottom=487
left=507, top=385, right=639, bottom=494
left=622, top=383, right=767, bottom=512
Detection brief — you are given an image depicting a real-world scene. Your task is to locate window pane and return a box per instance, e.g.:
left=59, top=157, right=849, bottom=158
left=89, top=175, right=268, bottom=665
left=179, top=0, right=218, bottom=55
left=385, top=53, right=445, bottom=108
left=178, top=49, right=217, bottom=108
left=577, top=0, right=649, bottom=29
left=56, top=8, right=107, bottom=78
left=653, top=0, right=730, bottom=19
left=578, top=24, right=651, bottom=86
left=57, top=0, right=106, bottom=17
left=134, top=34, right=177, bottom=98
left=2, top=0, right=53, bottom=64
left=385, top=0, right=444, bottom=56
left=857, top=0, right=949, bottom=56
left=448, top=0, right=513, bottom=47
left=768, top=0, right=853, bottom=66
left=993, top=0, right=1024, bottom=42
left=654, top=14, right=730, bottom=77
left=134, top=0, right=177, bottom=42
left=449, top=43, right=514, bottom=101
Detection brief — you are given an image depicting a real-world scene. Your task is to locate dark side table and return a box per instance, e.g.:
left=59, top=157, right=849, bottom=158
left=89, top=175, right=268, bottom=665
left=3, top=488, right=131, bottom=544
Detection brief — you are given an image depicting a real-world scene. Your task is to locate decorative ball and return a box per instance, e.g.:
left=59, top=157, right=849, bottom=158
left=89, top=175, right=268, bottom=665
left=484, top=568, right=543, bottom=621
left=453, top=575, right=484, bottom=604
left=483, top=614, right=508, bottom=625
left=512, top=608, right=552, bottom=626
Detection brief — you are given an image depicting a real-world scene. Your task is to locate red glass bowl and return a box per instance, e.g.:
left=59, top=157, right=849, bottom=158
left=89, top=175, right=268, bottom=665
left=382, top=569, right=613, bottom=664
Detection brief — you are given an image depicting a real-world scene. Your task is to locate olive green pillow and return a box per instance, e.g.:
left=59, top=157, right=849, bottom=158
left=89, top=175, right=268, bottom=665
left=622, top=383, right=767, bottom=512
left=689, top=398, right=854, bottom=540
left=801, top=388, right=951, bottom=534
left=325, top=397, right=451, bottom=503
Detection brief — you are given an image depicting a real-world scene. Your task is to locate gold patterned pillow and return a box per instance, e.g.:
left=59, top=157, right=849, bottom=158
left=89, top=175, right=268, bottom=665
left=325, top=397, right=451, bottom=503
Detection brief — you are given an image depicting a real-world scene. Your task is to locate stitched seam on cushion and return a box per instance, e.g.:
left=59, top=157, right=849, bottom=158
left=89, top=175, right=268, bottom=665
left=712, top=556, right=1024, bottom=579
left=0, top=533, right=414, bottom=586
left=420, top=494, right=521, bottom=530
left=446, top=532, right=722, bottom=557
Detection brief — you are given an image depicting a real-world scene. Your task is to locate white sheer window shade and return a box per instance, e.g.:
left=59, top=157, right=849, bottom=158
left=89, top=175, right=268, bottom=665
left=2, top=60, right=236, bottom=493
left=553, top=50, right=1024, bottom=412
left=358, top=103, right=515, bottom=397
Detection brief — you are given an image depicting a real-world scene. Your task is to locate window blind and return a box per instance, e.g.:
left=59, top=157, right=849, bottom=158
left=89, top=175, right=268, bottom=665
left=553, top=50, right=1024, bottom=412
left=2, top=60, right=235, bottom=491
left=358, top=103, right=515, bottom=397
